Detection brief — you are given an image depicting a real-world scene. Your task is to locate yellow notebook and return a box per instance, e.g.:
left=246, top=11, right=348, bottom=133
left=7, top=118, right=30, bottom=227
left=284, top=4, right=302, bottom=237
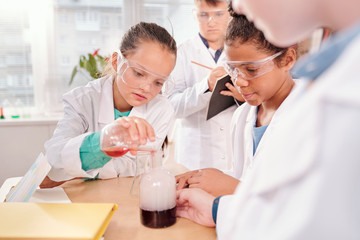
left=0, top=202, right=118, bottom=240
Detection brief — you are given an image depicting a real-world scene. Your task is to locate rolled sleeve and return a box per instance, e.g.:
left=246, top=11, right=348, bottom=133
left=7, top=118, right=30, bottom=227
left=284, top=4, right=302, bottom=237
left=80, top=132, right=111, bottom=171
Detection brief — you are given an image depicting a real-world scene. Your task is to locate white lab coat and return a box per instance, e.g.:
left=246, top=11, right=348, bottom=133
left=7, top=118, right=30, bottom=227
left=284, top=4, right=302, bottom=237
left=216, top=34, right=360, bottom=239
left=169, top=34, right=237, bottom=174
left=45, top=75, right=174, bottom=181
left=230, top=79, right=306, bottom=180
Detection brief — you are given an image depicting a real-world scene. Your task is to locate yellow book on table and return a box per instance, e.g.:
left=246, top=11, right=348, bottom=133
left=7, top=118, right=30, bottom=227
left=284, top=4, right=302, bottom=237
left=0, top=202, right=118, bottom=240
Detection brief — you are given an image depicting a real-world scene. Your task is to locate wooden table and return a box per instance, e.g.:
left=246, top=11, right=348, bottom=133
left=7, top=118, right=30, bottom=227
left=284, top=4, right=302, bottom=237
left=62, top=177, right=217, bottom=240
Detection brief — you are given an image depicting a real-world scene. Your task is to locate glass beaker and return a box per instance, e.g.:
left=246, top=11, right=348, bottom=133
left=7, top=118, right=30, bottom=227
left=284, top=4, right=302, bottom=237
left=129, top=151, right=153, bottom=196
left=100, top=121, right=157, bottom=158
left=139, top=151, right=176, bottom=228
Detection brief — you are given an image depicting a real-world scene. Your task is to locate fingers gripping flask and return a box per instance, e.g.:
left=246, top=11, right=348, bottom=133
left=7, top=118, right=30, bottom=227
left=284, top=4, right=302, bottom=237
left=139, top=151, right=176, bottom=228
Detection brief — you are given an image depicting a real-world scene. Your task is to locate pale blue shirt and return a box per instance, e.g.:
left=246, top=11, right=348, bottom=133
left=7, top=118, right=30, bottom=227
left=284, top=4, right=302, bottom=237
left=253, top=124, right=268, bottom=155
left=293, top=21, right=360, bottom=80
left=252, top=107, right=268, bottom=155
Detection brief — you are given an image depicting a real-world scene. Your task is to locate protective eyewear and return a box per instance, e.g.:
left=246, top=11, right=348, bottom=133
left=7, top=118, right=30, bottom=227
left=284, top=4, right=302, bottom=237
left=224, top=51, right=284, bottom=81
left=116, top=52, right=175, bottom=95
left=193, top=8, right=229, bottom=24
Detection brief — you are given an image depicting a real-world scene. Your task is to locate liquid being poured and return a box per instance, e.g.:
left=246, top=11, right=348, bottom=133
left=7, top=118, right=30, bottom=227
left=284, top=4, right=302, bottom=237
left=102, top=146, right=157, bottom=158
left=102, top=146, right=129, bottom=157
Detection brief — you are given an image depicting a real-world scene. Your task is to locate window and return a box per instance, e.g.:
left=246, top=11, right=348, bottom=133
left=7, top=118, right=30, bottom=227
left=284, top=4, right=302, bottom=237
left=0, top=0, right=197, bottom=116
left=0, top=56, right=6, bottom=68
left=59, top=35, right=69, bottom=45
left=0, top=0, right=33, bottom=112
left=75, top=10, right=100, bottom=31
left=101, top=15, right=110, bottom=28
left=58, top=12, right=69, bottom=24
left=0, top=76, right=6, bottom=88
left=61, top=56, right=70, bottom=66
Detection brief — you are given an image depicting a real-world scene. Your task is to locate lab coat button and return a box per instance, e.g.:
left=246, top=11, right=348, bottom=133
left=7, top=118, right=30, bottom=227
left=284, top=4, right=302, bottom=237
left=221, top=155, right=225, bottom=159
left=220, top=127, right=224, bottom=131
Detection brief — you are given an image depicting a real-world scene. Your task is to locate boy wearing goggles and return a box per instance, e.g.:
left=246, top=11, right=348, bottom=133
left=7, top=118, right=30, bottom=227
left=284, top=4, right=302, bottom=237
left=169, top=0, right=241, bottom=175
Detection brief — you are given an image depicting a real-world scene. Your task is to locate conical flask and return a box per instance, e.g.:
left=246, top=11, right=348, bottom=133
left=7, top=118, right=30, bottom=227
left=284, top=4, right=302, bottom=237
left=139, top=151, right=176, bottom=228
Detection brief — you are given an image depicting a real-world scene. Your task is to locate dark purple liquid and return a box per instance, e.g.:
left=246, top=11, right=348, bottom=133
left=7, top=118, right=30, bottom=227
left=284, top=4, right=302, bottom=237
left=140, top=206, right=176, bottom=228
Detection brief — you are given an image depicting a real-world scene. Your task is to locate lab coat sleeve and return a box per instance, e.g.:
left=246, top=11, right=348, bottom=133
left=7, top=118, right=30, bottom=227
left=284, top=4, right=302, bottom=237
left=215, top=194, right=234, bottom=236
left=169, top=46, right=212, bottom=118
left=285, top=95, right=360, bottom=240
left=79, top=132, right=111, bottom=171
left=146, top=96, right=175, bottom=150
left=45, top=93, right=100, bottom=180
left=228, top=103, right=250, bottom=179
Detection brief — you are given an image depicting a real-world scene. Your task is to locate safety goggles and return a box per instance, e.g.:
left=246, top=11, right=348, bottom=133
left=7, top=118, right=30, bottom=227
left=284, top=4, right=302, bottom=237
left=116, top=52, right=175, bottom=95
left=223, top=51, right=284, bottom=81
left=193, top=8, right=229, bottom=24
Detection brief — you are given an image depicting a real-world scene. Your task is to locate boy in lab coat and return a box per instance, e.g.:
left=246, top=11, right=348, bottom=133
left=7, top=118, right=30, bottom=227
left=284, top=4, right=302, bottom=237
left=169, top=0, right=242, bottom=173
left=176, top=0, right=360, bottom=239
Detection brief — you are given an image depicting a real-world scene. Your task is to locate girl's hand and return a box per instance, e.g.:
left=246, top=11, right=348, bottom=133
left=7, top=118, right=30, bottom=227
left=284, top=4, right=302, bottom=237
left=176, top=170, right=199, bottom=190
left=101, top=117, right=156, bottom=156
left=176, top=188, right=216, bottom=227
left=113, top=116, right=155, bottom=155
left=220, top=82, right=245, bottom=103
left=187, top=168, right=240, bottom=197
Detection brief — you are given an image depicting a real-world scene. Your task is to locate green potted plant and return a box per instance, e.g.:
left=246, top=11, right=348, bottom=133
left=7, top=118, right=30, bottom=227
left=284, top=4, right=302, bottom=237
left=69, top=49, right=109, bottom=85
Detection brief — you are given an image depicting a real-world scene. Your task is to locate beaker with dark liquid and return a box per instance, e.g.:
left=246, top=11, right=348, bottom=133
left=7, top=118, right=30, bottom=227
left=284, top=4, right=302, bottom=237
left=139, top=153, right=176, bottom=228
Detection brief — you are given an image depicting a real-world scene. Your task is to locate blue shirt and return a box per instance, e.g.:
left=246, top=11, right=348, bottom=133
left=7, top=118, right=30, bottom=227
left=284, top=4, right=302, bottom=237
left=199, top=33, right=223, bottom=63
left=253, top=124, right=268, bottom=155
left=293, top=22, right=360, bottom=80
left=252, top=107, right=268, bottom=155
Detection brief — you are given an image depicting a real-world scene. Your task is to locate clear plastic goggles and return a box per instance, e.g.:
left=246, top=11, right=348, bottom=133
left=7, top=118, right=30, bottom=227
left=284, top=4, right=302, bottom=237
left=117, top=52, right=175, bottom=95
left=224, top=51, right=284, bottom=81
left=193, top=8, right=229, bottom=24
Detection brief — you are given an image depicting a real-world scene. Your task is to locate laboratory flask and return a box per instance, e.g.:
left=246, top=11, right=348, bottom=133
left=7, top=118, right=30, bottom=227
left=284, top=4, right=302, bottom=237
left=139, top=151, right=176, bottom=228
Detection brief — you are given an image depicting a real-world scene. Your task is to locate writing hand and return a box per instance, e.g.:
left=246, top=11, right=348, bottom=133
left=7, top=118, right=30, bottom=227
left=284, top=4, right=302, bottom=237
left=207, top=66, right=227, bottom=92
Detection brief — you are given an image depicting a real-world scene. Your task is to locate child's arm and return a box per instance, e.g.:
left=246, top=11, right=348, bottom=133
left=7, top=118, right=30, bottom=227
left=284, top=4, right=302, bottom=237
left=176, top=168, right=240, bottom=197
left=176, top=170, right=199, bottom=189
left=176, top=188, right=216, bottom=227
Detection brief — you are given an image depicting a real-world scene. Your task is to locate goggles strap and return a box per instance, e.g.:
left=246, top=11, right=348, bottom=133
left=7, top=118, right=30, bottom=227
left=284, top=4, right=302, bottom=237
left=116, top=50, right=124, bottom=73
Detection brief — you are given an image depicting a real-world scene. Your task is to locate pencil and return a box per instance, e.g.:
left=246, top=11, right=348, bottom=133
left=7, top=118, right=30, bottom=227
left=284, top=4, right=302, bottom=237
left=191, top=61, right=213, bottom=70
